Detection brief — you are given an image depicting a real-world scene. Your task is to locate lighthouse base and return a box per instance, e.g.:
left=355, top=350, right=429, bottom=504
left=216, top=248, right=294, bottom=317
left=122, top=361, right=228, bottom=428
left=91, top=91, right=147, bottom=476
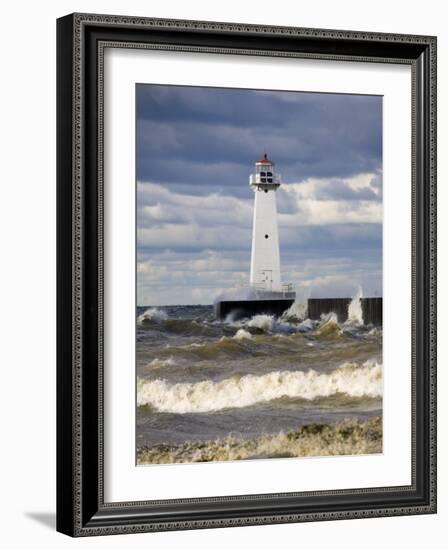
left=214, top=299, right=295, bottom=321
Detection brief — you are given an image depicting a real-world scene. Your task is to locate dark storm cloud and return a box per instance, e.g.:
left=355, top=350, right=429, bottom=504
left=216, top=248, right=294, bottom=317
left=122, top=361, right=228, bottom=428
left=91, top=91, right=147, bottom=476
left=136, top=85, right=382, bottom=194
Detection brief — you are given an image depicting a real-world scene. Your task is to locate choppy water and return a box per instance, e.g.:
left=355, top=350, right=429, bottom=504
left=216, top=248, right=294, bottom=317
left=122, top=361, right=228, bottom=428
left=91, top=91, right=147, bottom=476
left=136, top=302, right=382, bottom=464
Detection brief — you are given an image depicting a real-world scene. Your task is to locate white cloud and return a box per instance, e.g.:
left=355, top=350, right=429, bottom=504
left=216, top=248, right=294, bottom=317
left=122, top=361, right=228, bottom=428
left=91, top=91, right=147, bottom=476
left=137, top=249, right=250, bottom=305
left=138, top=182, right=252, bottom=228
left=278, top=172, right=382, bottom=226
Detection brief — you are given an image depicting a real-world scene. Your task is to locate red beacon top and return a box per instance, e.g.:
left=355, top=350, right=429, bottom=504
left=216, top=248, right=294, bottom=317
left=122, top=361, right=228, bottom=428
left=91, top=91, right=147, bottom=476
left=257, top=152, right=274, bottom=165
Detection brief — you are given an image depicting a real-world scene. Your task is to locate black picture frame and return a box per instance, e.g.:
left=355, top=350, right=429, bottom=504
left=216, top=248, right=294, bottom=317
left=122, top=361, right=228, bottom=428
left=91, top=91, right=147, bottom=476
left=56, top=13, right=437, bottom=536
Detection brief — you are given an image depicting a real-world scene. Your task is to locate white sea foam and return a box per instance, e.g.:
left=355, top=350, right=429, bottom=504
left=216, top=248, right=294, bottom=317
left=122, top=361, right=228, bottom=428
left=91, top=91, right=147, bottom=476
left=320, top=311, right=338, bottom=323
left=233, top=328, right=253, bottom=340
left=223, top=308, right=307, bottom=334
left=137, top=360, right=382, bottom=413
left=148, top=357, right=177, bottom=368
left=137, top=307, right=168, bottom=324
left=247, top=314, right=275, bottom=331
left=185, top=331, right=251, bottom=349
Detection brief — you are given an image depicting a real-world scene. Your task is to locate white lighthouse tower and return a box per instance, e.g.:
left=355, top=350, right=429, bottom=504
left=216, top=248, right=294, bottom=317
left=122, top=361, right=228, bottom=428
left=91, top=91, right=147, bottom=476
left=214, top=153, right=295, bottom=320
left=249, top=153, right=295, bottom=301
left=249, top=153, right=282, bottom=293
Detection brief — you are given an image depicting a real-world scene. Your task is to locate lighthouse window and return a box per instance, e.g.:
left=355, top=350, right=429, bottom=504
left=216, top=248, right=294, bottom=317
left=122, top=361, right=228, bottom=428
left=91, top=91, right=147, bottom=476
left=264, top=189, right=268, bottom=193
left=265, top=234, right=269, bottom=239
left=267, top=178, right=273, bottom=183
left=261, top=177, right=267, bottom=183
left=267, top=172, right=273, bottom=176
left=260, top=171, right=266, bottom=176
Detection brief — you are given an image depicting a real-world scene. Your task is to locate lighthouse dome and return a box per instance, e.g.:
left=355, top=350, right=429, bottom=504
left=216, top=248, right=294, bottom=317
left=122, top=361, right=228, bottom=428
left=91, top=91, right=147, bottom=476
left=257, top=152, right=274, bottom=165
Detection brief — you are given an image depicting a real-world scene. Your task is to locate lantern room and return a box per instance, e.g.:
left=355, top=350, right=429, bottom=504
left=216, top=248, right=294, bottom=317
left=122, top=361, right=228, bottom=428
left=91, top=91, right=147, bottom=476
left=249, top=153, right=281, bottom=189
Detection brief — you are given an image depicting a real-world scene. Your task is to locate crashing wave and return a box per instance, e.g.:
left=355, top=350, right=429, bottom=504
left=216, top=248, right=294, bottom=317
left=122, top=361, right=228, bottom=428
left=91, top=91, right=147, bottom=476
left=137, top=307, right=168, bottom=324
left=147, top=357, right=178, bottom=369
left=247, top=314, right=275, bottom=332
left=233, top=328, right=253, bottom=340
left=316, top=312, right=342, bottom=337
left=137, top=360, right=382, bottom=413
left=281, top=302, right=307, bottom=322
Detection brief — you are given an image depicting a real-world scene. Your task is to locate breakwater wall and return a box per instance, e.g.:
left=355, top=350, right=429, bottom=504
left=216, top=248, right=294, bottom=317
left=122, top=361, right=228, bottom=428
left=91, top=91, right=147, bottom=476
left=307, top=297, right=382, bottom=325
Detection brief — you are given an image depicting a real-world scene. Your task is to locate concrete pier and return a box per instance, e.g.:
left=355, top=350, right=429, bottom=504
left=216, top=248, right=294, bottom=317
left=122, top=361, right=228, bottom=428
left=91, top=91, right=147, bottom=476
left=307, top=297, right=382, bottom=325
left=215, top=299, right=295, bottom=321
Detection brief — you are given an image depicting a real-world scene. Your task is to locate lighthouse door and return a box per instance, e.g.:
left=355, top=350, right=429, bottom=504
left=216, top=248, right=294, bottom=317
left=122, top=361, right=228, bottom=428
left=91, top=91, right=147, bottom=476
left=260, top=270, right=273, bottom=291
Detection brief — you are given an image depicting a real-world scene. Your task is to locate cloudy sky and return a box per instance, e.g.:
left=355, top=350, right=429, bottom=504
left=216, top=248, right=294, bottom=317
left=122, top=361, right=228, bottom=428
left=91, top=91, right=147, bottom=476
left=136, top=84, right=382, bottom=306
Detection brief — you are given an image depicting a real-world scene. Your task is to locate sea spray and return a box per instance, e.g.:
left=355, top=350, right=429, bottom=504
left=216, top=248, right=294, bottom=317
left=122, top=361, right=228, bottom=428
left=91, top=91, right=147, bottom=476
left=347, top=288, right=364, bottom=325
left=137, top=360, right=382, bottom=413
left=247, top=314, right=275, bottom=332
left=281, top=302, right=307, bottom=322
left=214, top=285, right=257, bottom=303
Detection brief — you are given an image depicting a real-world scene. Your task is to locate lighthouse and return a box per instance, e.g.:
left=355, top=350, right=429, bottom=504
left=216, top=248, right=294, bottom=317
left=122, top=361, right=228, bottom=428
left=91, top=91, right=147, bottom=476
left=249, top=153, right=283, bottom=293
left=214, top=154, right=295, bottom=320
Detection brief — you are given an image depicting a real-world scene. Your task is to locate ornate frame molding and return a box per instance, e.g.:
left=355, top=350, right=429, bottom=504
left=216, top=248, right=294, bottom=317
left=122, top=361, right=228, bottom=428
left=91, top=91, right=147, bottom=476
left=57, top=13, right=437, bottom=537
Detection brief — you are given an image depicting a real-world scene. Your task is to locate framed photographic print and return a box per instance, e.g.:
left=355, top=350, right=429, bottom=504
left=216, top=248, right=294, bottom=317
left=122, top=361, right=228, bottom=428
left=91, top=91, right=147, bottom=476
left=56, top=13, right=437, bottom=536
